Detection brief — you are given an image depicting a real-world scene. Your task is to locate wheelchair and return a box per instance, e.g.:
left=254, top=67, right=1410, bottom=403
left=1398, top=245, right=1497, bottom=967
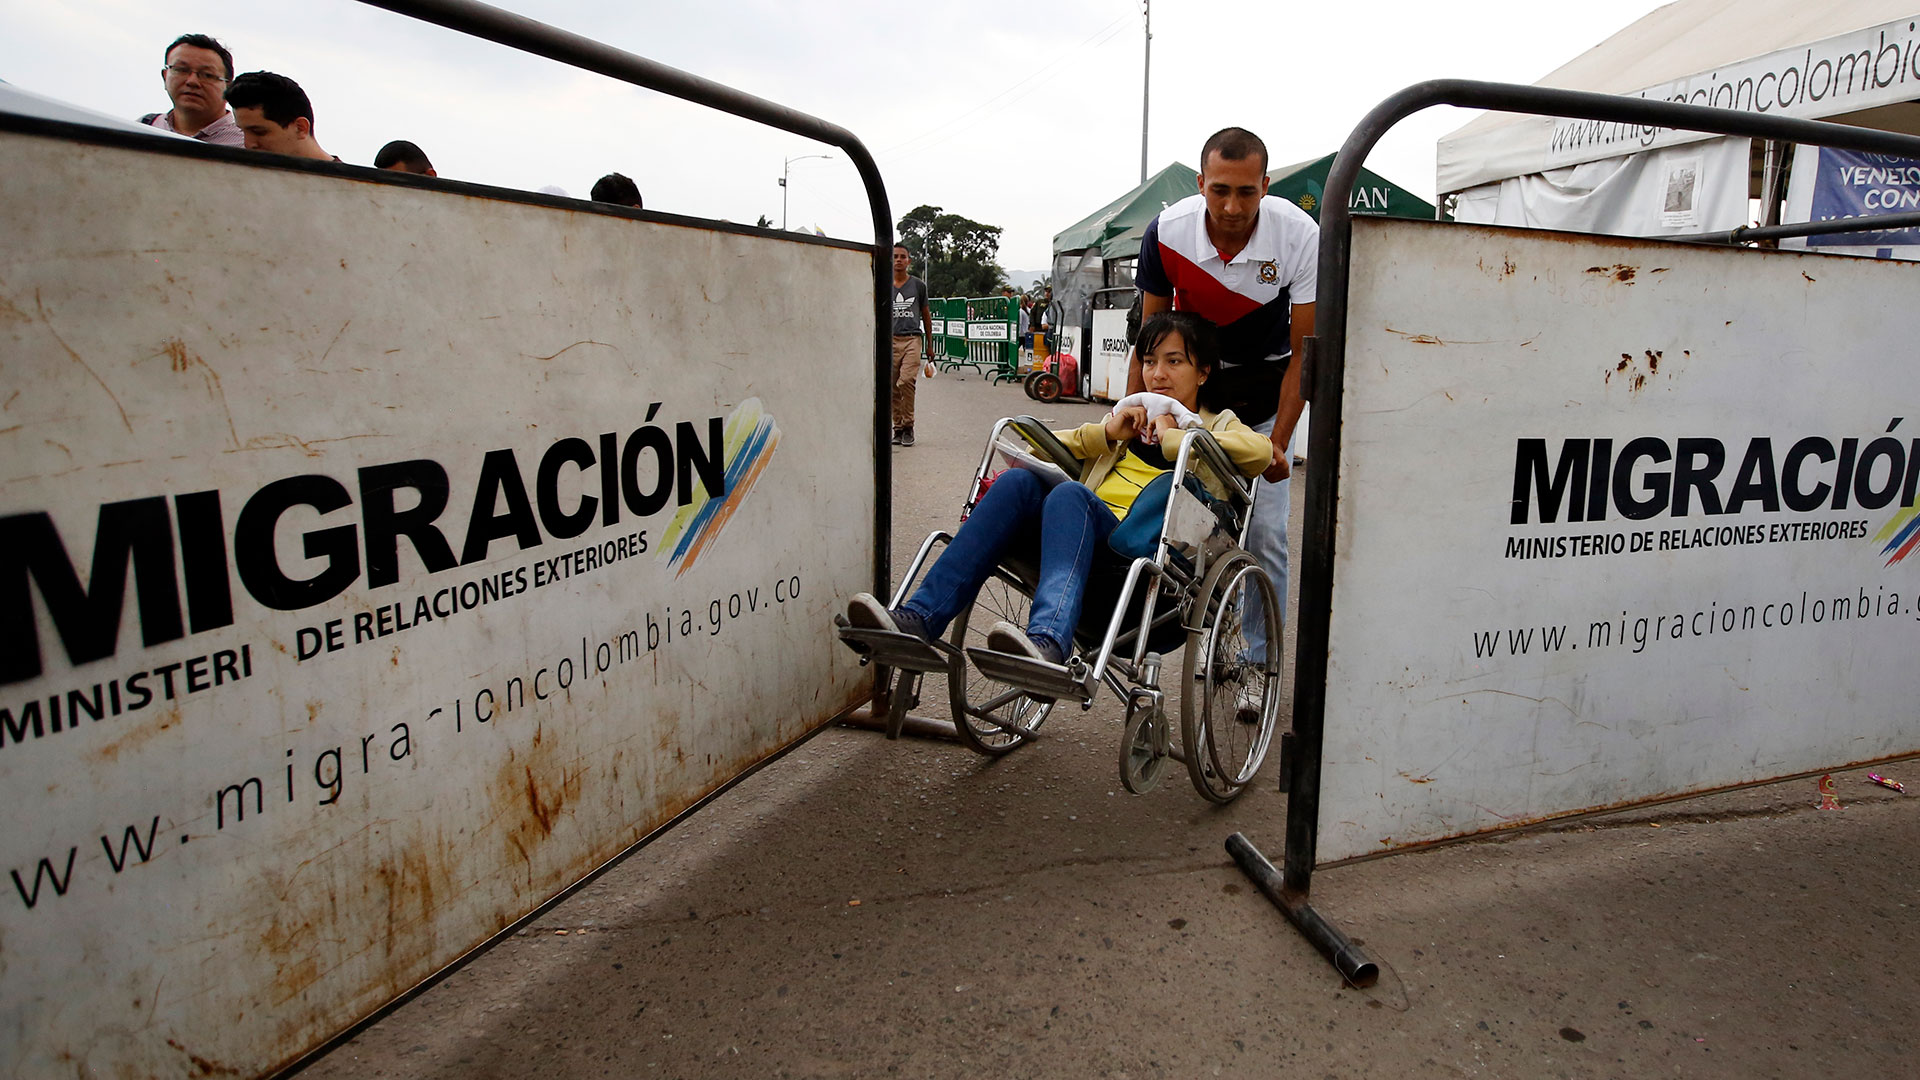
left=838, top=416, right=1283, bottom=803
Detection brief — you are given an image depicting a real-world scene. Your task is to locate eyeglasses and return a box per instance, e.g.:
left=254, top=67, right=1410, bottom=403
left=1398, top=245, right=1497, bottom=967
left=165, top=64, right=228, bottom=83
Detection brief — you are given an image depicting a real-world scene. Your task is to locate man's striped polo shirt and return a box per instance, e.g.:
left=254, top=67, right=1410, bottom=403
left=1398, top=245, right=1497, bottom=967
left=1136, top=192, right=1318, bottom=425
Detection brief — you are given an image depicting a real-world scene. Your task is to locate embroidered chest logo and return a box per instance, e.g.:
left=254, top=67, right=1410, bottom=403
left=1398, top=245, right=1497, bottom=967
left=1257, top=261, right=1279, bottom=284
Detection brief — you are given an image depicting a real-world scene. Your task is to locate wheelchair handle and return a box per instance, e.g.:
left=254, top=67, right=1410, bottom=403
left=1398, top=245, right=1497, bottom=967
left=999, top=416, right=1084, bottom=475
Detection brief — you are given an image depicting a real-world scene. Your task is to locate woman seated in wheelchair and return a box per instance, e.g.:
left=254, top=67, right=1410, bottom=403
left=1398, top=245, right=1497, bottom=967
left=845, top=310, right=1272, bottom=665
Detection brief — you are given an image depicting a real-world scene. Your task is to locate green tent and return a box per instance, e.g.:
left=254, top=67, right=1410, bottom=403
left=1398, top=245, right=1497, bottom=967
left=1052, top=162, right=1197, bottom=259
left=1054, top=155, right=1433, bottom=263
left=1267, top=153, right=1436, bottom=222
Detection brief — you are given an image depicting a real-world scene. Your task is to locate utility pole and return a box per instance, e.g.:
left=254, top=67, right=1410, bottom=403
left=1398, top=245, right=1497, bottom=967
left=1140, top=0, right=1151, bottom=183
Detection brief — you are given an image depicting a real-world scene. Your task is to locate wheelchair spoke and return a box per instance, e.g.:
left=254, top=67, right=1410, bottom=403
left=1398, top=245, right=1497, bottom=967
left=968, top=686, right=1027, bottom=716
left=1181, top=552, right=1281, bottom=803
left=949, top=575, right=1051, bottom=756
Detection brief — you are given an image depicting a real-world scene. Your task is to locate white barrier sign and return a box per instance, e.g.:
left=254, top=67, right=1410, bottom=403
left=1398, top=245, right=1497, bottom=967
left=1056, top=325, right=1083, bottom=363
left=0, top=132, right=876, bottom=1074
left=1088, top=308, right=1130, bottom=402
left=966, top=321, right=1010, bottom=342
left=1320, top=217, right=1920, bottom=862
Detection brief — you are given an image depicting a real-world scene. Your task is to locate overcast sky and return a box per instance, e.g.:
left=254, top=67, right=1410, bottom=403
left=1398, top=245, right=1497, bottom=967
left=3, top=0, right=1675, bottom=270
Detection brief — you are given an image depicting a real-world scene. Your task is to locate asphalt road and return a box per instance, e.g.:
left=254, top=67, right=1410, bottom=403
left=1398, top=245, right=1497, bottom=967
left=309, top=365, right=1919, bottom=1079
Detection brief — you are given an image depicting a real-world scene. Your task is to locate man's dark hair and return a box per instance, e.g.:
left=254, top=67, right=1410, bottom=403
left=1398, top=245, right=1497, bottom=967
left=1200, top=127, right=1268, bottom=173
left=893, top=242, right=910, bottom=253
left=1136, top=311, right=1219, bottom=376
left=165, top=33, right=233, bottom=80
left=225, top=71, right=313, bottom=128
left=374, top=140, right=434, bottom=173
left=590, top=172, right=643, bottom=208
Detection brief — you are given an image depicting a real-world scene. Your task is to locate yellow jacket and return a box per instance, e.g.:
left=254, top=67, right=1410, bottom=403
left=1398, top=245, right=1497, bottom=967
left=1052, top=408, right=1272, bottom=493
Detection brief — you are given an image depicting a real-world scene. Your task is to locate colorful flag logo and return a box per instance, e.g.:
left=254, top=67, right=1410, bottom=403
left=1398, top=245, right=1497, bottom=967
left=657, top=398, right=780, bottom=577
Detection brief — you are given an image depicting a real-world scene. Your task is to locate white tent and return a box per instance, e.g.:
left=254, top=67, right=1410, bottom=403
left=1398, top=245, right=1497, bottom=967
left=1439, top=1, right=1920, bottom=237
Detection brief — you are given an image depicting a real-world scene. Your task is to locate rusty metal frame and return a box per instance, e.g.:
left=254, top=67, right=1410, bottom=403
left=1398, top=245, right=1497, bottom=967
left=1672, top=208, right=1920, bottom=245
left=1272, top=79, right=1920, bottom=984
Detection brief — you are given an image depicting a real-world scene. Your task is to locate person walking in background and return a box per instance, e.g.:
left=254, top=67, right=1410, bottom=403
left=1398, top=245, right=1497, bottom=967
left=374, top=139, right=435, bottom=176
left=225, top=71, right=335, bottom=161
left=1130, top=126, right=1317, bottom=678
left=890, top=242, right=933, bottom=447
left=143, top=33, right=243, bottom=146
left=590, top=172, right=643, bottom=209
left=1017, top=293, right=1033, bottom=366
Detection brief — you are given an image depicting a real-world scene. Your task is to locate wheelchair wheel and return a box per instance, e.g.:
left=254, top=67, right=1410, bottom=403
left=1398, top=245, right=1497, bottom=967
left=948, top=576, right=1054, bottom=756
left=883, top=667, right=919, bottom=740
left=1119, top=690, right=1169, bottom=794
left=1180, top=550, right=1281, bottom=803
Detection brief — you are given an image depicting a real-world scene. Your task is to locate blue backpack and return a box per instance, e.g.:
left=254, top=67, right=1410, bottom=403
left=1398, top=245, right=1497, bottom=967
left=1105, top=471, right=1175, bottom=560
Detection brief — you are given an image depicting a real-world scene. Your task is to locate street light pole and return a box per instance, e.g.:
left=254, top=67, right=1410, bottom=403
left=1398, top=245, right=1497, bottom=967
left=1140, top=0, right=1151, bottom=183
left=781, top=153, right=833, bottom=230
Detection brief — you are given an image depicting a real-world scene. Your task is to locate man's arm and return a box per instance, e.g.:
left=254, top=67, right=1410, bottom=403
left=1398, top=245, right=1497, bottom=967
left=918, top=289, right=935, bottom=370
left=1125, top=290, right=1173, bottom=395
left=1263, top=301, right=1315, bottom=481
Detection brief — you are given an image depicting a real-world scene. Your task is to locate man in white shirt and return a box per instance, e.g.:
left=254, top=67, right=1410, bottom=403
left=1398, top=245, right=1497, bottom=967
left=1130, top=127, right=1319, bottom=671
left=142, top=34, right=244, bottom=147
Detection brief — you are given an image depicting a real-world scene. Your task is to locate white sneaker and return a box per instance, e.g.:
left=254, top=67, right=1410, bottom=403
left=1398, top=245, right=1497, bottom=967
left=846, top=593, right=932, bottom=642
left=846, top=593, right=898, bottom=632
left=1234, top=678, right=1265, bottom=726
left=985, top=620, right=1063, bottom=664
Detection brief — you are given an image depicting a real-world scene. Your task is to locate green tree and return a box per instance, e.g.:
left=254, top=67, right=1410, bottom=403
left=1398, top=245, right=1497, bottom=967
left=897, top=204, right=1007, bottom=297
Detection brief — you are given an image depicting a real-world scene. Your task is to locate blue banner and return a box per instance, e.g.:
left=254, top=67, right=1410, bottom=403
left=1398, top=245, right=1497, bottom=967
left=1807, top=147, right=1920, bottom=247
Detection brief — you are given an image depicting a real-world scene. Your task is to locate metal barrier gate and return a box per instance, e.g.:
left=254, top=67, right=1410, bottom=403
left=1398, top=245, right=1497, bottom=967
left=934, top=297, right=971, bottom=370
left=0, top=0, right=893, bottom=1075
left=1247, top=80, right=1920, bottom=985
left=964, top=295, right=1020, bottom=382
left=927, top=296, right=1017, bottom=379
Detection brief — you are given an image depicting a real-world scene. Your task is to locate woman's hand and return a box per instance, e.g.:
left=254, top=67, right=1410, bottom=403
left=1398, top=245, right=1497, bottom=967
left=1262, top=435, right=1292, bottom=481
left=1146, top=412, right=1183, bottom=445
left=1104, top=404, right=1147, bottom=443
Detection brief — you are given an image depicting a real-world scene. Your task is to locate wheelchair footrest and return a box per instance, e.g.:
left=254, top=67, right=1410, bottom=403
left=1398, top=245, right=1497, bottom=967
left=836, top=621, right=949, bottom=673
left=964, top=647, right=1093, bottom=704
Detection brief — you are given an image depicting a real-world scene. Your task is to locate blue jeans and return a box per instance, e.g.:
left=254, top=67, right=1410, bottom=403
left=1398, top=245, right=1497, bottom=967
left=1242, top=415, right=1290, bottom=664
left=900, top=468, right=1120, bottom=656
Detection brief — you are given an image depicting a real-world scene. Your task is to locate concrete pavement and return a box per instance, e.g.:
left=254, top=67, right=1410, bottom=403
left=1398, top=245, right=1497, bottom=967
left=308, top=365, right=1919, bottom=1079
